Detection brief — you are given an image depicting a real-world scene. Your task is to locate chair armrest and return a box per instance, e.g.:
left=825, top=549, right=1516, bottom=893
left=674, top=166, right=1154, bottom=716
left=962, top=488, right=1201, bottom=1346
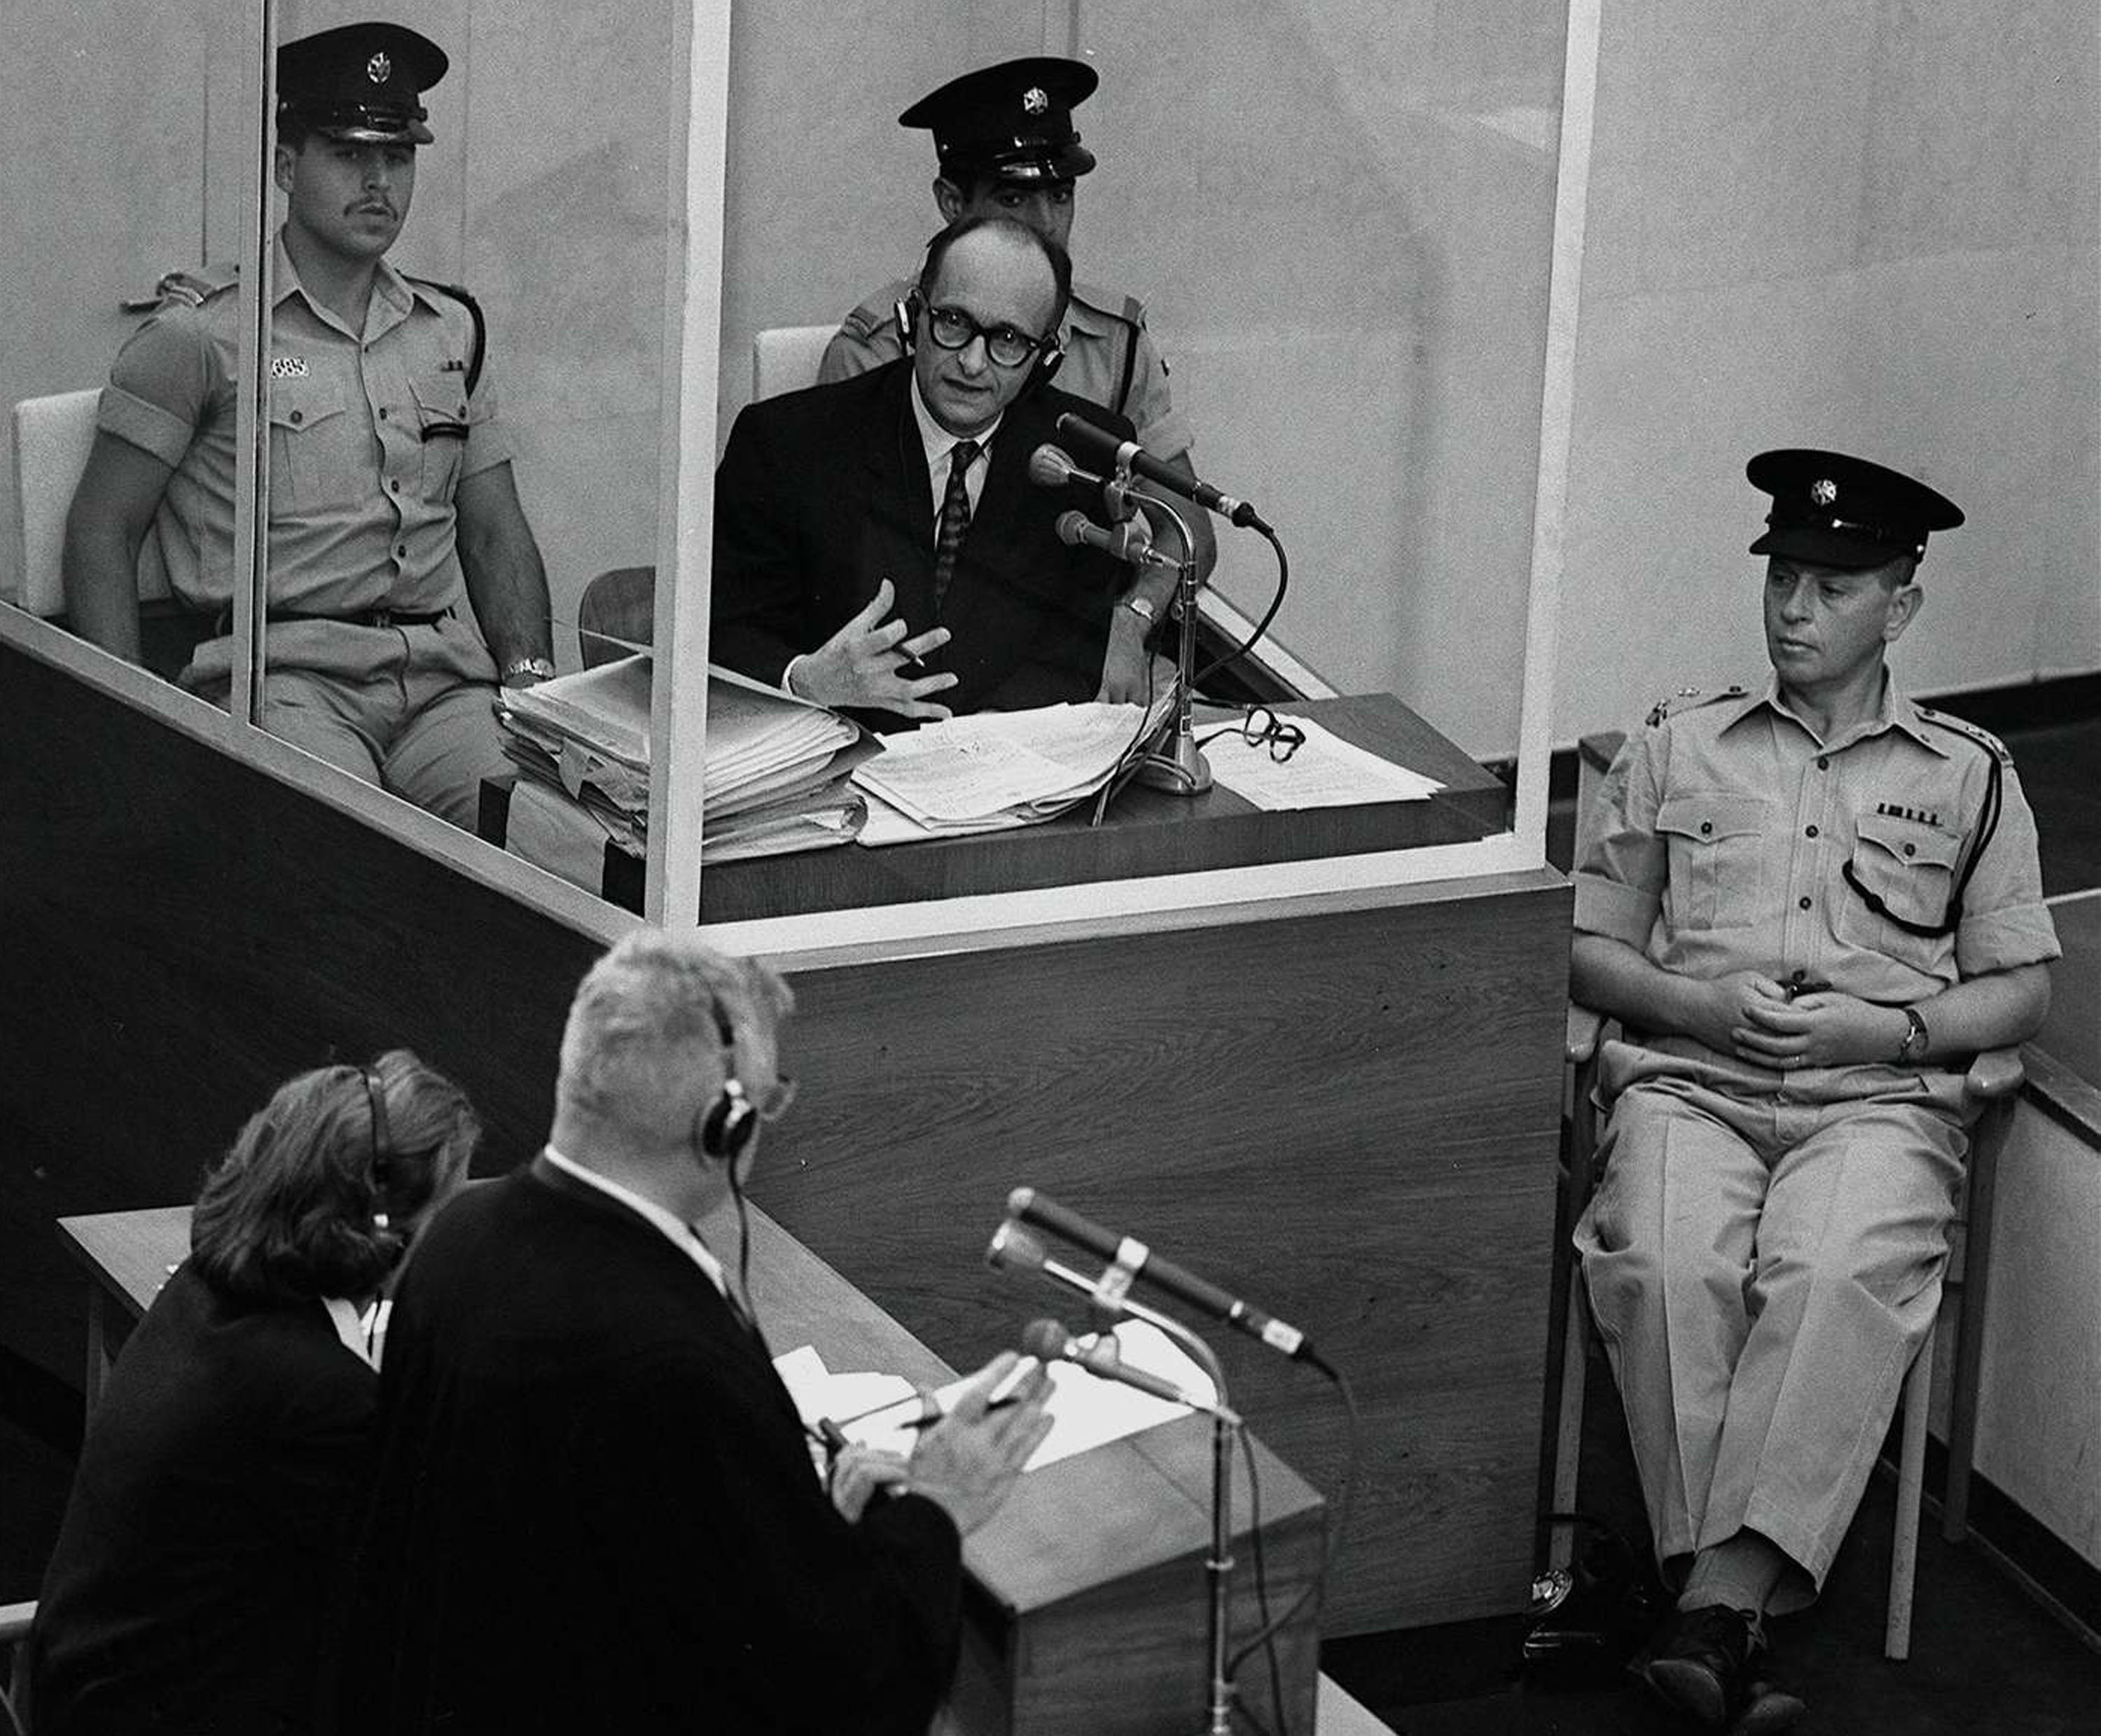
left=1567, top=1003, right=1604, bottom=1067
left=1964, top=1046, right=2025, bottom=1102
left=0, top=1600, right=33, bottom=1644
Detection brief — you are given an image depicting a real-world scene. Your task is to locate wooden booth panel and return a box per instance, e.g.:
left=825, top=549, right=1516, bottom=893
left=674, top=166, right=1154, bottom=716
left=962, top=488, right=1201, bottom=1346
left=0, top=640, right=1569, bottom=1636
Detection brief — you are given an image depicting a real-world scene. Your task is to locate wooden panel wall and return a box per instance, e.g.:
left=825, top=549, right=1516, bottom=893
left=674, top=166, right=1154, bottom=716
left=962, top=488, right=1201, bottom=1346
left=0, top=641, right=1570, bottom=1634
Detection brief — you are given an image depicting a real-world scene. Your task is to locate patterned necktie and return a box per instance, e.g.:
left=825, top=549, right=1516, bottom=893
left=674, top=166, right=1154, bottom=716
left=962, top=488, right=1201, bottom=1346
left=931, top=438, right=980, bottom=613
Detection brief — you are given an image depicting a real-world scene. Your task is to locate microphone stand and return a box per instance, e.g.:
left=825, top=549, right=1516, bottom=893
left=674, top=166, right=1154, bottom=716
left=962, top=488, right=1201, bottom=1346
left=998, top=1237, right=1241, bottom=1735
left=1123, top=484, right=1212, bottom=797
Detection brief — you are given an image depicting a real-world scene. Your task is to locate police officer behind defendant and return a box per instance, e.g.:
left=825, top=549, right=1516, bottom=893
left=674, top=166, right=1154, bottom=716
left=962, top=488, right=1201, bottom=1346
left=64, top=22, right=556, bottom=829
left=1571, top=450, right=2057, bottom=1731
left=821, top=58, right=1216, bottom=689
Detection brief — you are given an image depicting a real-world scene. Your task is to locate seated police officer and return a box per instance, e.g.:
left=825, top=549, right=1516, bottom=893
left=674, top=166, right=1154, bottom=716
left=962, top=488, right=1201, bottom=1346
left=820, top=57, right=1216, bottom=698
left=64, top=21, right=555, bottom=830
left=1571, top=450, right=2058, bottom=1731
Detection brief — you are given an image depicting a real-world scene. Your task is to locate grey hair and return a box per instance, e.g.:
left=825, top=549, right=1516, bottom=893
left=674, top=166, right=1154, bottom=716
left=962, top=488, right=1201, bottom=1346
left=556, top=929, right=792, bottom=1146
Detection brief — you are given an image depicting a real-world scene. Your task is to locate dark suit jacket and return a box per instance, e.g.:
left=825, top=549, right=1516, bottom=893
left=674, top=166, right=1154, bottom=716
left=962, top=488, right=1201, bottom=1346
left=709, top=360, right=1135, bottom=723
left=324, top=1158, right=964, bottom=1735
left=32, top=1265, right=375, bottom=1736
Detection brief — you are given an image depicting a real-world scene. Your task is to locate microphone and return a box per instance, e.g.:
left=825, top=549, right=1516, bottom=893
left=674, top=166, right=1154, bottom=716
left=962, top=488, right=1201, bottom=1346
left=1055, top=412, right=1273, bottom=534
left=1027, top=443, right=1102, bottom=490
left=1020, top=1317, right=1204, bottom=1410
left=1055, top=510, right=1174, bottom=569
left=1006, top=1187, right=1315, bottom=1362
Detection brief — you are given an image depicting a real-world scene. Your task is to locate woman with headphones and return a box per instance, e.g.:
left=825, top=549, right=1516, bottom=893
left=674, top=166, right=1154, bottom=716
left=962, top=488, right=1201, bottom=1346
left=28, top=1050, right=479, bottom=1736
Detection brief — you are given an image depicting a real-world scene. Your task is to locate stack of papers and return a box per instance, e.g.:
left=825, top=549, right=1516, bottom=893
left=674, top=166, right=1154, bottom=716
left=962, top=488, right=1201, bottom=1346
left=497, top=655, right=868, bottom=863
left=852, top=690, right=1175, bottom=846
left=775, top=1321, right=1215, bottom=1475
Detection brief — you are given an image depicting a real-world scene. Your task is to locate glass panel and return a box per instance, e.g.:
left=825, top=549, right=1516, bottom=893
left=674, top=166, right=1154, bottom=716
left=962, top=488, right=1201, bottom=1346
left=0, top=0, right=257, bottom=700
left=662, top=0, right=1567, bottom=922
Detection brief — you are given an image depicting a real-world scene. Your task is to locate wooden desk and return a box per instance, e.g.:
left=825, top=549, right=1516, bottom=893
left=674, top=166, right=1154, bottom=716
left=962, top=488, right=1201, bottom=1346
left=56, top=1204, right=188, bottom=1415
left=483, top=692, right=1511, bottom=921
left=52, top=1200, right=1326, bottom=1735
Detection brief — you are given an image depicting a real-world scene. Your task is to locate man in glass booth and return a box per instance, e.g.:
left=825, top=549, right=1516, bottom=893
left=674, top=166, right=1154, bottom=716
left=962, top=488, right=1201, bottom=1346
left=1569, top=450, right=2058, bottom=1730
left=711, top=216, right=1151, bottom=726
left=64, top=21, right=555, bottom=830
left=820, top=55, right=1217, bottom=606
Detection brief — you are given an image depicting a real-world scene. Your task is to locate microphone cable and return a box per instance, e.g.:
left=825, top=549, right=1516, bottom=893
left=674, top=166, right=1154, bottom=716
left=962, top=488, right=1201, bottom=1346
left=1226, top=1350, right=1360, bottom=1736
left=1193, top=524, right=1289, bottom=694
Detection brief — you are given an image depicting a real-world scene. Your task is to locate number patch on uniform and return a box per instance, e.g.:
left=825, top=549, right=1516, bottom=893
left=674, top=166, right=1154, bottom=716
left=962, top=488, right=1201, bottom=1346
left=270, top=356, right=310, bottom=379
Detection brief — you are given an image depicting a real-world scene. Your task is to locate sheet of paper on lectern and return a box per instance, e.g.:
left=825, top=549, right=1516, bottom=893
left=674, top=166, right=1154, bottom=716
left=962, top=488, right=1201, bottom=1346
left=773, top=1321, right=1214, bottom=1475
left=1205, top=715, right=1445, bottom=810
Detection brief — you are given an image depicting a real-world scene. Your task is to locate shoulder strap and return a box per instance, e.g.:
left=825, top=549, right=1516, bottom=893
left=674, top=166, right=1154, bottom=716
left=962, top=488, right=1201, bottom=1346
left=404, top=277, right=487, bottom=396
left=1643, top=683, right=1747, bottom=728
left=1912, top=705, right=2008, bottom=917
left=153, top=261, right=240, bottom=309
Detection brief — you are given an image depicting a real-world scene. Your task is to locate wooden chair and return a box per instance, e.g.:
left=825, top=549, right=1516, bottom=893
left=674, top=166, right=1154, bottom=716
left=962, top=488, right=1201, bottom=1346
left=11, top=389, right=205, bottom=678
left=10, top=389, right=106, bottom=616
left=1548, top=730, right=2027, bottom=1662
left=1, top=1598, right=32, bottom=1736
left=751, top=323, right=836, bottom=401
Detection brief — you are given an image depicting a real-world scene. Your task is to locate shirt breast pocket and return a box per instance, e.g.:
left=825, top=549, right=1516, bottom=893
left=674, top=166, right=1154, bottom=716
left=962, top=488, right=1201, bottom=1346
left=411, top=373, right=470, bottom=500
left=267, top=378, right=354, bottom=513
left=1836, top=810, right=1964, bottom=965
left=1656, top=793, right=1768, bottom=931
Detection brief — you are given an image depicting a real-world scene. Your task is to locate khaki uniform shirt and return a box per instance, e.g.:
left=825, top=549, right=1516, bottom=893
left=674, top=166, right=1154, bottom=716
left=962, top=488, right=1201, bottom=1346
left=1575, top=675, right=2059, bottom=1016
left=818, top=277, right=1192, bottom=461
left=98, top=235, right=510, bottom=616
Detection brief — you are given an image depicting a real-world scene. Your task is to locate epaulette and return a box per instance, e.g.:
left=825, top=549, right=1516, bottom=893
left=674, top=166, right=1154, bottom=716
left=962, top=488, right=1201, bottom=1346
left=1913, top=704, right=2013, bottom=768
left=1644, top=683, right=1748, bottom=728
left=404, top=276, right=486, bottom=397
left=152, top=261, right=240, bottom=309
left=1071, top=282, right=1147, bottom=333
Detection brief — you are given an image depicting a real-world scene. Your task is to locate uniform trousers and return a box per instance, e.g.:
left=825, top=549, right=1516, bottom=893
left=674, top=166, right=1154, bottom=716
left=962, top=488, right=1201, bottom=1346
left=181, top=616, right=508, bottom=830
left=1574, top=1048, right=1971, bottom=1612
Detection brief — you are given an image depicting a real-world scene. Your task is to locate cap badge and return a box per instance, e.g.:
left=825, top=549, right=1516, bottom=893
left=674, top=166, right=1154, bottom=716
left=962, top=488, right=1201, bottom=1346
left=366, top=51, right=392, bottom=85
left=1810, top=478, right=1838, bottom=507
left=1022, top=85, right=1048, bottom=115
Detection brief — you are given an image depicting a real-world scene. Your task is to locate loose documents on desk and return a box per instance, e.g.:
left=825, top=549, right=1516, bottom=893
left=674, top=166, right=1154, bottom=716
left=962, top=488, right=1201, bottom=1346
left=496, top=655, right=867, bottom=866
left=775, top=1321, right=1216, bottom=1475
left=1203, top=714, right=1445, bottom=810
left=851, top=689, right=1176, bottom=845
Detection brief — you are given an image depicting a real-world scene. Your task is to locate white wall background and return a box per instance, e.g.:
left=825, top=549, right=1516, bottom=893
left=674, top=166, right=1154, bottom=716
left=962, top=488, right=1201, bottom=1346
left=1554, top=0, right=2101, bottom=742
left=3, top=0, right=2095, bottom=729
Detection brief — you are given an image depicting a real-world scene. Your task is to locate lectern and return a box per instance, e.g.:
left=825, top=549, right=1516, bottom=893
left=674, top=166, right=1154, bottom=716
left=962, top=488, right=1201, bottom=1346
left=946, top=1412, right=1325, bottom=1735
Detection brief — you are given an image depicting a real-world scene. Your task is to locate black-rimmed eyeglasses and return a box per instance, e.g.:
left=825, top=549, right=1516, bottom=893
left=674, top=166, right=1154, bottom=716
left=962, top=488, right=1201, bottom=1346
left=1195, top=704, right=1305, bottom=763
left=924, top=303, right=1053, bottom=369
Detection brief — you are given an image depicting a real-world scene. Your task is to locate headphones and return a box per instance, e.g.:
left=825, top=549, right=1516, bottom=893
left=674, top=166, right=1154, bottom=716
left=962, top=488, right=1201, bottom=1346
left=698, top=1011, right=760, bottom=1165
left=363, top=1064, right=396, bottom=1231
left=894, top=288, right=1065, bottom=394
left=699, top=1076, right=758, bottom=1163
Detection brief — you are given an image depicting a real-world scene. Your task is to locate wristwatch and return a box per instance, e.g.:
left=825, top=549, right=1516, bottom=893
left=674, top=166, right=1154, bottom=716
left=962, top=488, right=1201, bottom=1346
left=1121, top=595, right=1158, bottom=625
left=501, top=655, right=557, bottom=686
left=1896, top=1006, right=1931, bottom=1065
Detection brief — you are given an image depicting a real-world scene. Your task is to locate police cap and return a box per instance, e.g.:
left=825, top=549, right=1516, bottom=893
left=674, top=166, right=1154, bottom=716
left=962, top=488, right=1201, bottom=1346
left=1747, top=448, right=1964, bottom=569
left=278, top=22, right=448, bottom=147
left=900, top=57, right=1098, bottom=184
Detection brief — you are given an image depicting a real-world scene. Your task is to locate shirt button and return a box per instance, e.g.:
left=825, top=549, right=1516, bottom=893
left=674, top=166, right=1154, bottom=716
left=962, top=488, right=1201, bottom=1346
left=1791, top=967, right=1808, bottom=982
left=1805, top=824, right=1819, bottom=838
left=1904, top=842, right=1916, bottom=856
left=1798, top=896, right=1812, bottom=910
left=289, top=409, right=303, bottom=425
left=1700, top=821, right=1713, bottom=835
left=389, top=479, right=401, bottom=492
left=379, top=407, right=389, bottom=421
left=396, top=544, right=408, bottom=559
left=1816, top=756, right=1829, bottom=770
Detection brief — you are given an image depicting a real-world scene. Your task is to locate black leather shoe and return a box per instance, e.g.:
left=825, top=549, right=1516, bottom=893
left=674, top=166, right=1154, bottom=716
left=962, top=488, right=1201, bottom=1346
left=1628, top=1605, right=1805, bottom=1732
